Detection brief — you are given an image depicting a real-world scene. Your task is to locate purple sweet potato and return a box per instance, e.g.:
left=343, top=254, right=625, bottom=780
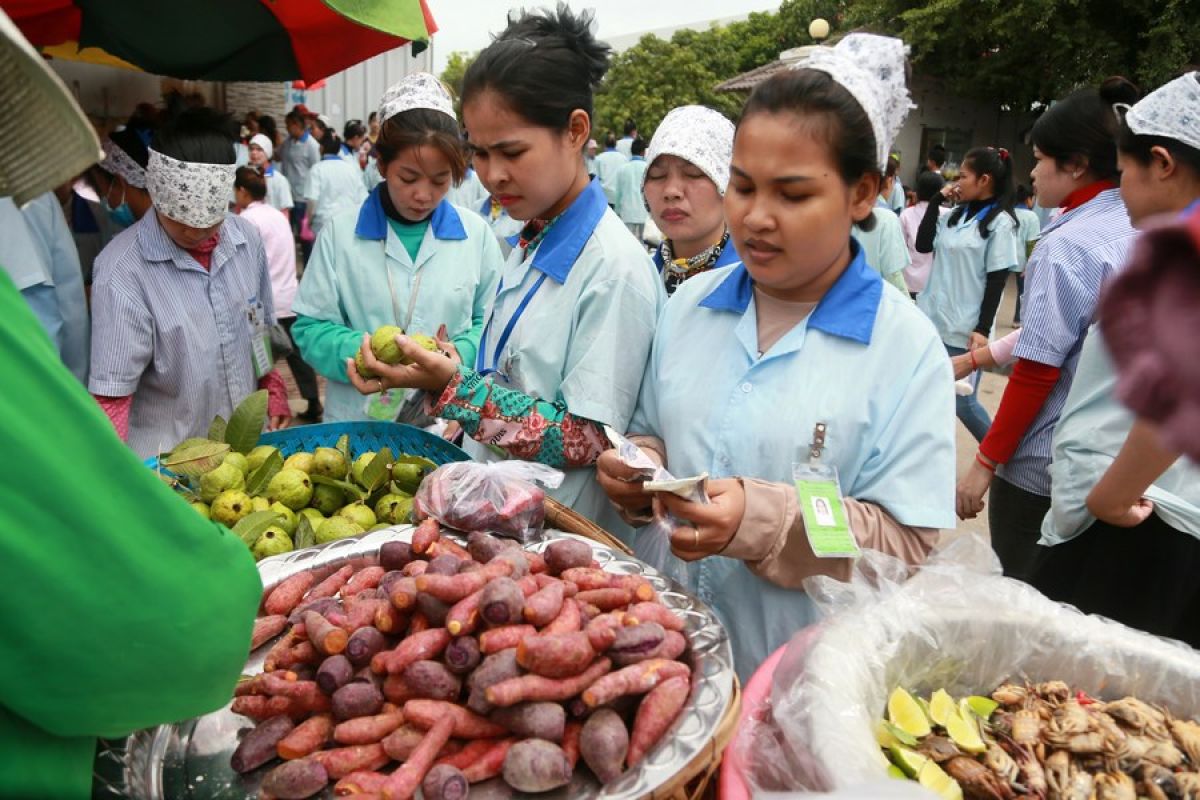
left=403, top=659, right=462, bottom=701
left=416, top=591, right=451, bottom=627
left=345, top=627, right=388, bottom=667
left=260, top=757, right=329, bottom=798
left=444, top=635, right=482, bottom=675
left=316, top=654, right=355, bottom=695
left=480, top=578, right=525, bottom=627
left=331, top=680, right=384, bottom=720
left=231, top=714, right=295, bottom=773
left=426, top=553, right=464, bottom=576
left=422, top=763, right=470, bottom=800
left=502, top=739, right=571, bottom=793
left=467, top=531, right=517, bottom=564
left=466, top=649, right=521, bottom=715
left=490, top=702, right=566, bottom=742
left=580, top=708, right=629, bottom=783
left=609, top=622, right=667, bottom=666
left=543, top=539, right=593, bottom=576
left=379, top=540, right=415, bottom=571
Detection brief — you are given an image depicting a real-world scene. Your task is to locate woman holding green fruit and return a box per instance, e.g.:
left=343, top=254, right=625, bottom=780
left=290, top=72, right=502, bottom=424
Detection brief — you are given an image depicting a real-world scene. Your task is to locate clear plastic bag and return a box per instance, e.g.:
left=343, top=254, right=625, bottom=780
left=737, top=534, right=1200, bottom=794
left=604, top=427, right=698, bottom=587
left=413, top=460, right=563, bottom=543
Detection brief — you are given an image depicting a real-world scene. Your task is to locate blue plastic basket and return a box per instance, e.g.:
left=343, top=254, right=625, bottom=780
left=144, top=421, right=470, bottom=470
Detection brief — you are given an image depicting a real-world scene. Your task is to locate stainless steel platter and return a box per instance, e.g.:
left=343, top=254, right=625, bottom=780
left=96, top=525, right=735, bottom=799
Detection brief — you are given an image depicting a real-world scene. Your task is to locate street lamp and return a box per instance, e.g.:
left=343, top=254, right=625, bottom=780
left=809, top=18, right=830, bottom=42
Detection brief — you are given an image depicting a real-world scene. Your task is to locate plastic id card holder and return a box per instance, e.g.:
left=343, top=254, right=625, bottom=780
left=365, top=388, right=409, bottom=421
left=793, top=461, right=860, bottom=559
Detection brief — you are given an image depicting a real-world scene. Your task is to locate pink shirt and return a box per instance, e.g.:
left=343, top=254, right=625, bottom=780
left=239, top=201, right=297, bottom=318
left=899, top=202, right=938, bottom=292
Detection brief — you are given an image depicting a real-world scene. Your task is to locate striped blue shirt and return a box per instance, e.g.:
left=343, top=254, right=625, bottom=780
left=88, top=211, right=274, bottom=459
left=998, top=189, right=1136, bottom=495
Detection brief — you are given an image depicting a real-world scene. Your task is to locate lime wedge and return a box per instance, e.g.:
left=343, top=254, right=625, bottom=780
left=916, top=758, right=964, bottom=800
left=888, top=687, right=932, bottom=738
left=887, top=764, right=909, bottom=780
left=944, top=708, right=986, bottom=754
left=875, top=719, right=897, bottom=749
left=929, top=689, right=958, bottom=727
left=965, top=695, right=1000, bottom=720
left=888, top=744, right=931, bottom=778
left=884, top=720, right=919, bottom=747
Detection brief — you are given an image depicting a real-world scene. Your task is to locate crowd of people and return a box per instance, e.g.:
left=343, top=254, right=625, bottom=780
left=2, top=6, right=1199, bottom=794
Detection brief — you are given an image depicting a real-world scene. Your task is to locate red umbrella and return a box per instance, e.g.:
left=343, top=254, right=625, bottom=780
left=2, top=0, right=437, bottom=83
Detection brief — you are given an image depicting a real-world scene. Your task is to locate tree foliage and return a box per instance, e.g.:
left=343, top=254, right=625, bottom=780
left=592, top=0, right=1198, bottom=139
left=439, top=50, right=475, bottom=113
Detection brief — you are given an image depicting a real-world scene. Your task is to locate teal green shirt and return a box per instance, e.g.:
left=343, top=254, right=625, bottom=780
left=388, top=217, right=431, bottom=262
left=0, top=268, right=261, bottom=799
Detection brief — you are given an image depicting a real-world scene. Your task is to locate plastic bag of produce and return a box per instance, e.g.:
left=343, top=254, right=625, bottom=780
left=413, top=460, right=562, bottom=542
left=737, top=534, right=1200, bottom=794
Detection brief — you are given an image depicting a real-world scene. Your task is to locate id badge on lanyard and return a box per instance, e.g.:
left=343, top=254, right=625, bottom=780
left=247, top=297, right=272, bottom=379
left=793, top=422, right=860, bottom=558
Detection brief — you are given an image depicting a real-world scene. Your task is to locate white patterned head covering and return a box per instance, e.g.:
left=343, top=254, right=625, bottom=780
left=1123, top=72, right=1200, bottom=153
left=645, top=105, right=735, bottom=195
left=795, top=33, right=913, bottom=171
left=249, top=133, right=273, bottom=161
left=379, top=72, right=456, bottom=125
left=101, top=138, right=147, bottom=189
left=147, top=148, right=235, bottom=228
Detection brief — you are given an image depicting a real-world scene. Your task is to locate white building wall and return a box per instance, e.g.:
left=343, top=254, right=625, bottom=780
left=299, top=44, right=434, bottom=128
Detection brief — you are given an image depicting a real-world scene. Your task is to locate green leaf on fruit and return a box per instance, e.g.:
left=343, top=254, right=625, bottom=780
left=294, top=516, right=316, bottom=549
left=245, top=450, right=284, bottom=496
left=225, top=390, right=269, bottom=455
left=232, top=510, right=283, bottom=546
left=310, top=474, right=366, bottom=501
left=336, top=434, right=351, bottom=462
left=362, top=447, right=394, bottom=493
left=208, top=415, right=228, bottom=443
left=162, top=440, right=231, bottom=477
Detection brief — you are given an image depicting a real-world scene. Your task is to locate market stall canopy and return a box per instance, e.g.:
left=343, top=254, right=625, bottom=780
left=1, top=0, right=437, bottom=83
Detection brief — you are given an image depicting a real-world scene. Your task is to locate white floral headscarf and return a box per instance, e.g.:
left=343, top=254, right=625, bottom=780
left=645, top=105, right=735, bottom=195
left=379, top=72, right=456, bottom=124
left=1123, top=72, right=1200, bottom=153
left=146, top=148, right=235, bottom=228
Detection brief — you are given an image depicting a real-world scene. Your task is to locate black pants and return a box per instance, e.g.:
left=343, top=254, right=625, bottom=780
left=279, top=316, right=320, bottom=404
left=1030, top=513, right=1200, bottom=648
left=988, top=475, right=1052, bottom=582
left=1013, top=272, right=1025, bottom=324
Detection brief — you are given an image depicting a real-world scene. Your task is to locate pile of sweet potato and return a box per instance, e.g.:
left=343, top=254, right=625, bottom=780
left=233, top=520, right=693, bottom=799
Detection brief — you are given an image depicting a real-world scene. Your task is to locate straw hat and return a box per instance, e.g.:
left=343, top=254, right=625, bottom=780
left=0, top=9, right=101, bottom=204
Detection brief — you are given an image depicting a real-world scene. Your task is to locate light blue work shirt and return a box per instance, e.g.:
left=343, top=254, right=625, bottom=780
left=446, top=168, right=489, bottom=212
left=304, top=156, right=369, bottom=234
left=278, top=131, right=320, bottom=201
left=1013, top=206, right=1041, bottom=271
left=853, top=208, right=910, bottom=295
left=631, top=243, right=956, bottom=677
left=613, top=157, right=649, bottom=225
left=0, top=196, right=63, bottom=355
left=263, top=164, right=294, bottom=213
left=1001, top=189, right=1135, bottom=495
left=292, top=187, right=503, bottom=423
left=593, top=150, right=628, bottom=205
left=470, top=178, right=663, bottom=521
left=616, top=136, right=635, bottom=159
left=1042, top=325, right=1200, bottom=546
left=20, top=193, right=90, bottom=384
left=918, top=207, right=1020, bottom=347
left=477, top=196, right=523, bottom=259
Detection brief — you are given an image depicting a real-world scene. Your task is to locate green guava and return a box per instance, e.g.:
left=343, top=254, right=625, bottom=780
left=311, top=447, right=348, bottom=479
left=190, top=501, right=211, bottom=519
left=370, top=325, right=406, bottom=365
left=283, top=452, right=315, bottom=473
left=310, top=484, right=344, bottom=515
left=355, top=350, right=377, bottom=379
left=199, top=462, right=245, bottom=503
left=266, top=468, right=314, bottom=510
left=391, top=463, right=424, bottom=494
left=351, top=452, right=377, bottom=486
left=270, top=502, right=298, bottom=534
left=316, top=516, right=364, bottom=544
left=251, top=496, right=271, bottom=512
left=374, top=493, right=414, bottom=525
left=298, top=508, right=326, bottom=525
left=211, top=489, right=253, bottom=526
left=247, top=445, right=280, bottom=472
left=223, top=452, right=250, bottom=474
left=251, top=527, right=294, bottom=560
left=338, top=502, right=377, bottom=529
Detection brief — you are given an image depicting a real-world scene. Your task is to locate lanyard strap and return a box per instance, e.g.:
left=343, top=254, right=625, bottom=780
left=384, top=259, right=424, bottom=331
left=476, top=272, right=549, bottom=376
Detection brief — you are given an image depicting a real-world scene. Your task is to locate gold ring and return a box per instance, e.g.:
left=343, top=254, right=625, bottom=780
left=376, top=379, right=384, bottom=392
left=693, top=529, right=699, bottom=548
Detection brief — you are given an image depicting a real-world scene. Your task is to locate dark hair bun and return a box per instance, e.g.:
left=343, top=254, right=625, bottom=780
left=502, top=4, right=610, bottom=88
left=1099, top=75, right=1141, bottom=106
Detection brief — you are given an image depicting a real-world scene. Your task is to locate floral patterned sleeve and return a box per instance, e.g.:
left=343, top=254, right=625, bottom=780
left=430, top=367, right=609, bottom=468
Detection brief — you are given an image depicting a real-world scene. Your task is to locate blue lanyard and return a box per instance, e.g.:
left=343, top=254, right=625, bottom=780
left=476, top=272, right=549, bottom=377
left=961, top=202, right=995, bottom=225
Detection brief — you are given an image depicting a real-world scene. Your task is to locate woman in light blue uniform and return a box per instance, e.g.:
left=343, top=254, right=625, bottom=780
left=916, top=147, right=1021, bottom=442
left=345, top=7, right=662, bottom=524
left=642, top=105, right=741, bottom=295
left=303, top=132, right=369, bottom=236
left=597, top=35, right=956, bottom=677
left=291, top=73, right=503, bottom=423
left=1032, top=72, right=1200, bottom=647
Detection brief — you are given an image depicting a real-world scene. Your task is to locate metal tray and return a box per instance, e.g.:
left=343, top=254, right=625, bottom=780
left=96, top=525, right=736, bottom=799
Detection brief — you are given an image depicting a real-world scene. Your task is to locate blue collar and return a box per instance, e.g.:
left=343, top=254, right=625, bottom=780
left=340, top=144, right=353, bottom=156
left=321, top=154, right=340, bottom=161
left=652, top=239, right=740, bottom=270
left=631, top=156, right=645, bottom=161
left=294, top=131, right=311, bottom=143
left=698, top=239, right=882, bottom=345
left=354, top=185, right=467, bottom=242
left=528, top=178, right=609, bottom=284
left=605, top=147, right=617, bottom=153
left=263, top=163, right=275, bottom=177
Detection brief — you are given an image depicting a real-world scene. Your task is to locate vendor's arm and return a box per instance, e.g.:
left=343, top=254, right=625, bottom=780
left=87, top=275, right=153, bottom=411
left=1085, top=418, right=1179, bottom=527
left=0, top=269, right=260, bottom=777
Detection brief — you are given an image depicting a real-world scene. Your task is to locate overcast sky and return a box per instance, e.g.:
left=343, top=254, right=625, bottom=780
left=424, top=0, right=783, bottom=73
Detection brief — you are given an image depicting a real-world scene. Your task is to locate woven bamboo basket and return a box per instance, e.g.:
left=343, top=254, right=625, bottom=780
left=542, top=496, right=743, bottom=800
